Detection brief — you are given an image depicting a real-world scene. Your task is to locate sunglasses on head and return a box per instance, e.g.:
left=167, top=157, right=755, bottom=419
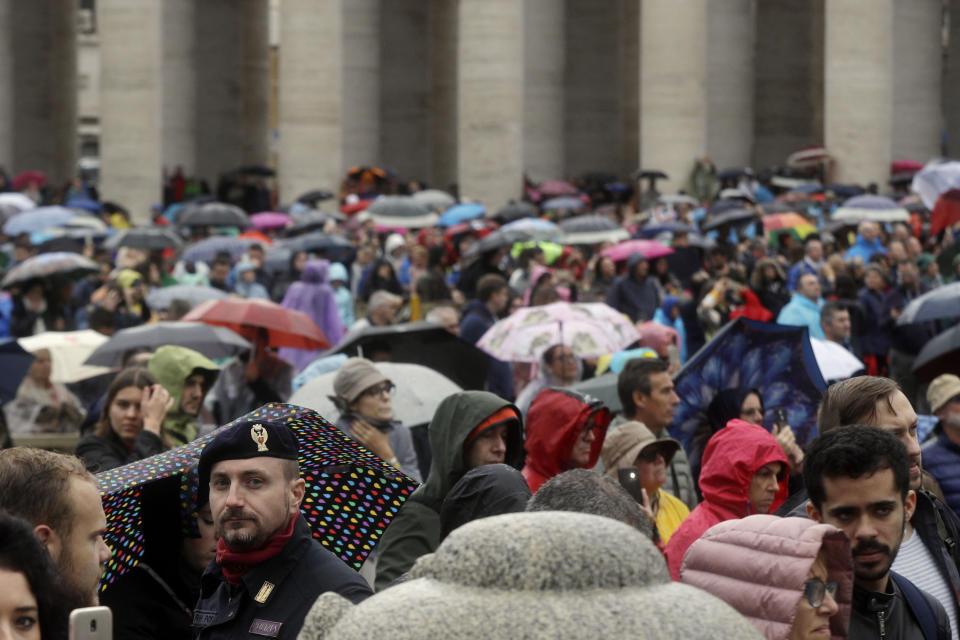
left=803, top=578, right=838, bottom=608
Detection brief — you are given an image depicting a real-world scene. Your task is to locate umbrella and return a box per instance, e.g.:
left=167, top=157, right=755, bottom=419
left=464, top=228, right=533, bottom=258
left=913, top=324, right=960, bottom=382
left=898, top=282, right=960, bottom=325
left=0, top=339, right=34, bottom=404
left=228, top=164, right=275, bottom=177
left=3, top=206, right=77, bottom=236
left=601, top=239, right=674, bottom=262
left=329, top=322, right=490, bottom=390
left=492, top=201, right=538, bottom=222
left=911, top=160, right=960, bottom=210
left=183, top=298, right=330, bottom=350
left=541, top=196, right=585, bottom=211
left=296, top=189, right=336, bottom=204
left=85, top=321, right=251, bottom=367
left=66, top=197, right=103, bottom=212
left=557, top=215, right=629, bottom=245
left=281, top=232, right=356, bottom=263
left=500, top=218, right=559, bottom=238
left=104, top=227, right=184, bottom=251
left=701, top=207, right=757, bottom=231
left=411, top=189, right=456, bottom=212
left=762, top=213, right=817, bottom=245
left=145, top=285, right=230, bottom=311
left=809, top=338, right=865, bottom=383
left=636, top=222, right=695, bottom=237
left=786, top=146, right=831, bottom=169
left=96, top=402, right=419, bottom=590
left=364, top=196, right=438, bottom=229
left=538, top=180, right=579, bottom=197
left=761, top=201, right=800, bottom=215
left=931, top=189, right=960, bottom=236
left=18, top=330, right=111, bottom=383
left=671, top=318, right=827, bottom=450
left=181, top=236, right=254, bottom=264
left=237, top=229, right=273, bottom=245
left=250, top=212, right=293, bottom=230
left=0, top=193, right=36, bottom=222
left=346, top=165, right=388, bottom=182
left=1, top=252, right=99, bottom=289
left=659, top=194, right=699, bottom=207
left=719, top=187, right=756, bottom=202
left=11, top=170, right=46, bottom=191
left=476, top=302, right=641, bottom=363
left=284, top=210, right=345, bottom=237
left=832, top=195, right=909, bottom=223
left=633, top=169, right=669, bottom=181
left=568, top=372, right=621, bottom=415
left=291, top=362, right=462, bottom=427
left=438, top=203, right=486, bottom=227
left=178, top=201, right=250, bottom=228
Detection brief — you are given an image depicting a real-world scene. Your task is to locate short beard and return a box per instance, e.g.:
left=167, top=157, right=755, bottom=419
left=56, top=540, right=100, bottom=608
left=216, top=498, right=291, bottom=552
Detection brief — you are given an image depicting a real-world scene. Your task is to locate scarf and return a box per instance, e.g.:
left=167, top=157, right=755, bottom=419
left=216, top=516, right=296, bottom=586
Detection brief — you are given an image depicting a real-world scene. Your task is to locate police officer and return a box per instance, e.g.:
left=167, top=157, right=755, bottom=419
left=193, top=419, right=372, bottom=639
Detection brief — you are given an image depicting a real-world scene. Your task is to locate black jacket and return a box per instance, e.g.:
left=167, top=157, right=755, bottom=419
left=849, top=573, right=950, bottom=640
left=194, top=516, right=371, bottom=639
left=102, top=563, right=196, bottom=640
left=75, top=430, right=165, bottom=472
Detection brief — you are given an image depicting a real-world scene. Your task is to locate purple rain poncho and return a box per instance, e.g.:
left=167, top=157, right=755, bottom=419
left=277, top=259, right=346, bottom=372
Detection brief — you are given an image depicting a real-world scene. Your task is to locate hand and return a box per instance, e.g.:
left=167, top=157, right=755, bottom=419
left=890, top=307, right=901, bottom=320
left=101, top=289, right=121, bottom=312
left=350, top=419, right=395, bottom=461
left=639, top=488, right=656, bottom=525
left=244, top=355, right=260, bottom=383
left=772, top=423, right=804, bottom=470
left=141, top=384, right=174, bottom=435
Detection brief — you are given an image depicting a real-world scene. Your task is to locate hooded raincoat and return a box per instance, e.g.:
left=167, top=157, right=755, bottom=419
left=278, top=260, right=346, bottom=371
left=374, top=391, right=523, bottom=591
left=664, top=419, right=789, bottom=580
left=147, top=345, right=219, bottom=448
left=522, top=388, right=611, bottom=494
left=605, top=252, right=661, bottom=323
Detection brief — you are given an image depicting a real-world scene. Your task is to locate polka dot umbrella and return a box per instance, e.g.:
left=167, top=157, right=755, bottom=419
left=95, top=403, right=419, bottom=591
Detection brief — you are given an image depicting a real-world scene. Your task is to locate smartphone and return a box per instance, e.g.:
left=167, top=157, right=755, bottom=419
left=617, top=467, right=645, bottom=504
left=69, top=606, right=112, bottom=640
left=774, top=409, right=788, bottom=430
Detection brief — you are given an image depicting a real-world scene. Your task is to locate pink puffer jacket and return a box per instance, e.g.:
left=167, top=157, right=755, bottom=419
left=680, top=515, right=853, bottom=640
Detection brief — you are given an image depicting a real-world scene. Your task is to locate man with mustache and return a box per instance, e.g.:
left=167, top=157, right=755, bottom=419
left=193, top=418, right=371, bottom=639
left=805, top=426, right=950, bottom=639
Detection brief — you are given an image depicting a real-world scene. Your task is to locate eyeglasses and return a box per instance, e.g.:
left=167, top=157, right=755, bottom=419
left=803, top=578, right=838, bottom=608
left=362, top=382, right=395, bottom=398
left=637, top=448, right=665, bottom=464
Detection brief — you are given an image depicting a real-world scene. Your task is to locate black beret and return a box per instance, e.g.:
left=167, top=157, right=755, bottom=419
left=197, top=419, right=299, bottom=504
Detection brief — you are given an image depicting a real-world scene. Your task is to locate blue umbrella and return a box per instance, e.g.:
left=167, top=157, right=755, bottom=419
left=636, top=222, right=695, bottom=237
left=501, top=217, right=559, bottom=236
left=438, top=202, right=486, bottom=227
left=0, top=339, right=34, bottom=404
left=670, top=318, right=826, bottom=452
left=3, top=206, right=77, bottom=236
left=541, top=196, right=585, bottom=211
left=66, top=197, right=103, bottom=212
left=181, top=236, right=254, bottom=264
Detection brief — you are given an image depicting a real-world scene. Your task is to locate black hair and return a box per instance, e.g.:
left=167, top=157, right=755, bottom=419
left=803, top=425, right=910, bottom=513
left=617, top=358, right=669, bottom=418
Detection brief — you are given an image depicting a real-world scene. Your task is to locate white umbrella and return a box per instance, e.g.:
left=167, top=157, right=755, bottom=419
left=810, top=338, right=865, bottom=383
left=290, top=362, right=462, bottom=427
left=911, top=160, right=960, bottom=210
left=19, top=330, right=112, bottom=383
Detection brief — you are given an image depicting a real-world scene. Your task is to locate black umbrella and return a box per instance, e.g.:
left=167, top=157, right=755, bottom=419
left=328, top=322, right=490, bottom=390
left=296, top=189, right=335, bottom=204
left=898, top=282, right=960, bottom=325
left=178, top=202, right=249, bottom=228
left=281, top=232, right=356, bottom=263
left=492, top=201, right=538, bottom=222
left=633, top=169, right=669, bottom=181
left=2, top=252, right=99, bottom=289
left=558, top=215, right=629, bottom=245
left=145, top=285, right=230, bottom=311
left=284, top=211, right=346, bottom=237
left=701, top=207, right=757, bottom=232
left=84, top=321, right=251, bottom=367
left=717, top=167, right=752, bottom=180
left=913, top=324, right=960, bottom=382
left=104, top=227, right=184, bottom=251
left=464, top=228, right=533, bottom=259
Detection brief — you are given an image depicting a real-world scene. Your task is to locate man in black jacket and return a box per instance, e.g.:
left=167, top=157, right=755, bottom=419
left=193, top=418, right=371, bottom=639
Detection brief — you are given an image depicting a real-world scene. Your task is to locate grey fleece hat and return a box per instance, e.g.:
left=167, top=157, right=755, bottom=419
left=332, top=357, right=390, bottom=404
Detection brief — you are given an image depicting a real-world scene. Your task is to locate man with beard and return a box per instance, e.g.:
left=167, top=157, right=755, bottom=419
left=0, top=448, right=112, bottom=609
left=805, top=426, right=950, bottom=639
left=194, top=419, right=371, bottom=639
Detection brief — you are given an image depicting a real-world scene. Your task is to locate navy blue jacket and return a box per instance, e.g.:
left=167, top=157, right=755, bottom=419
left=858, top=286, right=890, bottom=356
left=605, top=253, right=661, bottom=323
left=923, top=429, right=960, bottom=520
left=460, top=300, right=514, bottom=401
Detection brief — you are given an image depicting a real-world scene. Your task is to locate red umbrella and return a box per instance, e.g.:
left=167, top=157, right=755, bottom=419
left=601, top=239, right=674, bottom=262
left=931, top=189, right=960, bottom=236
left=11, top=170, right=47, bottom=191
left=182, top=298, right=329, bottom=350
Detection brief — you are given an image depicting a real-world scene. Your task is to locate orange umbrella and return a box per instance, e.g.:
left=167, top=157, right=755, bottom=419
left=238, top=229, right=273, bottom=245
left=182, top=298, right=329, bottom=350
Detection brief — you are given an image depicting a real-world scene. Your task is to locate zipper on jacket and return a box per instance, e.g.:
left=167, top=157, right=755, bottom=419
left=877, top=609, right=886, bottom=640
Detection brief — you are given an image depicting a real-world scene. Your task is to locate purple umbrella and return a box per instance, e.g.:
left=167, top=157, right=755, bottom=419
left=250, top=211, right=293, bottom=230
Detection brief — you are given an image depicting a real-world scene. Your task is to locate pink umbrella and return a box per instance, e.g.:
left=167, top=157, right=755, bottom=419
left=250, top=211, right=293, bottom=230
left=601, top=239, right=674, bottom=262
left=538, top=179, right=579, bottom=197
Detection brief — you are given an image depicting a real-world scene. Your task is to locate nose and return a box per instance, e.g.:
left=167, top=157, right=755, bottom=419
left=224, top=483, right=245, bottom=508
left=820, top=589, right=839, bottom=616
left=583, top=428, right=596, bottom=443
left=904, top=434, right=921, bottom=461
left=854, top=516, right=880, bottom=543
left=669, top=390, right=680, bottom=405
left=98, top=538, right=112, bottom=564
left=491, top=435, right=507, bottom=454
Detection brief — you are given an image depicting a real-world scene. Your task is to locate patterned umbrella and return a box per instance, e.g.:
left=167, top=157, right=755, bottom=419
left=1, top=251, right=99, bottom=289
left=96, top=402, right=419, bottom=590
left=477, top=302, right=641, bottom=363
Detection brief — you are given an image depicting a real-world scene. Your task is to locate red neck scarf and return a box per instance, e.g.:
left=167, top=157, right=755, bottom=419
left=216, top=516, right=296, bottom=586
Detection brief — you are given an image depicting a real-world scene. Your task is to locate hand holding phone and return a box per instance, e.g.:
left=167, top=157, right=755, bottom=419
left=69, top=607, right=112, bottom=640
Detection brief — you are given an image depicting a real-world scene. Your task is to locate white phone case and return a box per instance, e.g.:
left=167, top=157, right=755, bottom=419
left=68, top=606, right=112, bottom=640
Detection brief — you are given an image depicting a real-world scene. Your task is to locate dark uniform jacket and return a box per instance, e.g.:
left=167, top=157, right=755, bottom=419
left=193, top=516, right=371, bottom=639
left=849, top=572, right=950, bottom=640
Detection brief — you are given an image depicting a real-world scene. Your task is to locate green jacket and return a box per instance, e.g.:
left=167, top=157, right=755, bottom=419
left=373, top=391, right=522, bottom=591
left=147, top=345, right=219, bottom=448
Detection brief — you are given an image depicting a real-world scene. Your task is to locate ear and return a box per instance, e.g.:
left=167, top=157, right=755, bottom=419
left=806, top=501, right=822, bottom=523
left=904, top=489, right=917, bottom=522
left=290, top=477, right=306, bottom=513
left=632, top=390, right=647, bottom=412
left=33, top=524, right=61, bottom=561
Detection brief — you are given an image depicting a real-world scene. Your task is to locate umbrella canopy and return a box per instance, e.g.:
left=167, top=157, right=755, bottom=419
left=568, top=372, right=621, bottom=414
left=659, top=194, right=699, bottom=207
left=438, top=203, right=486, bottom=227
left=701, top=207, right=757, bottom=231
left=85, top=321, right=251, bottom=367
left=786, top=146, right=831, bottom=169
left=671, top=318, right=827, bottom=450
left=365, top=196, right=438, bottom=228
left=601, top=239, right=674, bottom=262
left=557, top=215, right=629, bottom=245
left=291, top=362, right=462, bottom=427
left=250, top=211, right=293, bottom=230
left=66, top=197, right=102, bottom=212
left=96, top=402, right=419, bottom=590
left=18, top=330, right=111, bottom=383
left=763, top=213, right=817, bottom=244
left=411, top=189, right=456, bottom=212
left=0, top=339, right=34, bottom=404
left=636, top=221, right=695, bottom=237
left=281, top=232, right=356, bottom=263
left=633, top=169, right=669, bottom=181
left=911, top=160, right=960, bottom=210
left=541, top=196, right=585, bottom=212
left=11, top=170, right=46, bottom=191
left=810, top=338, right=865, bottom=383
left=1, top=252, right=99, bottom=289
left=145, top=284, right=229, bottom=310
left=931, top=189, right=960, bottom=236
left=183, top=297, right=330, bottom=350
left=178, top=201, right=250, bottom=228
left=538, top=180, right=579, bottom=196
left=832, top=195, right=909, bottom=223
left=463, top=228, right=534, bottom=258
left=500, top=217, right=559, bottom=238
left=913, top=324, right=960, bottom=382
left=476, top=302, right=641, bottom=363
left=3, top=206, right=77, bottom=236
left=898, top=282, right=960, bottom=325
left=0, top=192, right=37, bottom=213
left=104, top=227, right=184, bottom=251
left=284, top=210, right=345, bottom=236
left=296, top=189, right=336, bottom=204
left=492, top=201, right=538, bottom=222
left=328, top=322, right=490, bottom=390
left=181, top=236, right=254, bottom=264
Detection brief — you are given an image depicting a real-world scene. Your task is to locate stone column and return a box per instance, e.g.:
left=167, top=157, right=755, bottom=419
left=277, top=0, right=342, bottom=203
left=948, top=0, right=960, bottom=157
left=98, top=0, right=162, bottom=224
left=640, top=0, right=707, bottom=192
left=457, top=0, right=524, bottom=206
left=753, top=0, right=825, bottom=169
left=0, top=0, right=12, bottom=172
left=161, top=0, right=197, bottom=175
left=342, top=0, right=380, bottom=169
left=706, top=0, right=754, bottom=169
left=11, top=0, right=76, bottom=184
left=892, top=0, right=942, bottom=162
left=619, top=0, right=640, bottom=178
left=824, top=0, right=894, bottom=186
left=427, top=0, right=458, bottom=190
left=523, top=0, right=565, bottom=183
left=380, top=1, right=429, bottom=182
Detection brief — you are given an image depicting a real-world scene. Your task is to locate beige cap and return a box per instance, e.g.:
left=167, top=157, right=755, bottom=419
left=600, top=421, right=681, bottom=479
left=332, top=357, right=390, bottom=404
left=928, top=374, right=960, bottom=414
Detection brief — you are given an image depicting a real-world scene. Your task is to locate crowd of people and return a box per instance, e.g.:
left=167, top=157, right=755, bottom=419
left=0, top=155, right=959, bottom=638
